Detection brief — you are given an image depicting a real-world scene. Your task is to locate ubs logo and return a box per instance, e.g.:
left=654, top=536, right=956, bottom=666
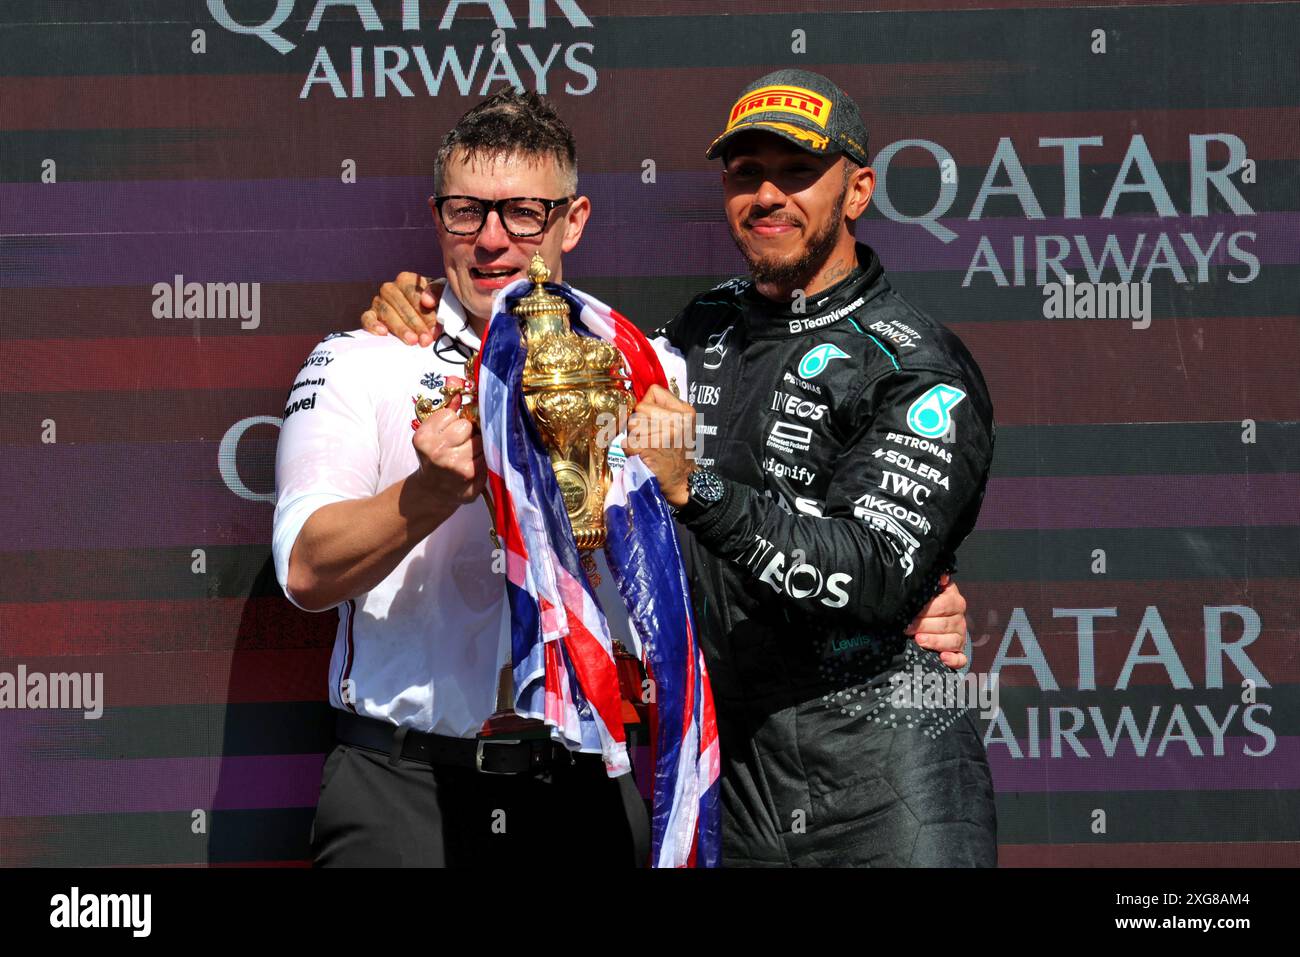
left=690, top=383, right=722, bottom=406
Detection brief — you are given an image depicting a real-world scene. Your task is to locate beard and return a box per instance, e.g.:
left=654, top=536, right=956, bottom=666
left=730, top=185, right=846, bottom=290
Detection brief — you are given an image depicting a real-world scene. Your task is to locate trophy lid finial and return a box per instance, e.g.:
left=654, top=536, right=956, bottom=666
left=527, top=253, right=550, bottom=285
left=514, top=253, right=568, bottom=334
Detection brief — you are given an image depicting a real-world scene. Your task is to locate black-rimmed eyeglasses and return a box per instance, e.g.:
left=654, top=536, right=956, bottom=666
left=432, top=195, right=575, bottom=238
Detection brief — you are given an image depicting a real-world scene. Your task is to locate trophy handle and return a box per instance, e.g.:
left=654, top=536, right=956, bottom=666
left=418, top=356, right=500, bottom=551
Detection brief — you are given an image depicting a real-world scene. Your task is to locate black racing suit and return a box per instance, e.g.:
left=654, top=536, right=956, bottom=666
left=658, top=242, right=997, bottom=866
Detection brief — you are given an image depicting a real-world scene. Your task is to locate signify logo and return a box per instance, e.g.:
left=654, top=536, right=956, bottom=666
left=50, top=888, right=151, bottom=937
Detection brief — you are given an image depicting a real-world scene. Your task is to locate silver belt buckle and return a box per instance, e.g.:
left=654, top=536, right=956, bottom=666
left=475, top=738, right=524, bottom=774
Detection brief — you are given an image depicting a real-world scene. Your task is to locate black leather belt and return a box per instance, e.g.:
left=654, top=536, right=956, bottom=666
left=335, top=710, right=574, bottom=776
left=335, top=710, right=652, bottom=865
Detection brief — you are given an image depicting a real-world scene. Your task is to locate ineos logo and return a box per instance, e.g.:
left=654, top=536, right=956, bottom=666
left=770, top=391, right=827, bottom=420
left=746, top=536, right=851, bottom=609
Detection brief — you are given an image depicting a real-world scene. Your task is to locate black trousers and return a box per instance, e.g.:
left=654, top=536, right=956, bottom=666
left=310, top=742, right=648, bottom=867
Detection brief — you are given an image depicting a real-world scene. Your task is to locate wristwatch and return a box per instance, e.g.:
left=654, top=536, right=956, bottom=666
left=674, top=468, right=726, bottom=520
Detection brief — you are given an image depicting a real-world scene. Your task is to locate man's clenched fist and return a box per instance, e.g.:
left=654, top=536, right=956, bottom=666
left=623, top=384, right=697, bottom=507
left=411, top=407, right=486, bottom=507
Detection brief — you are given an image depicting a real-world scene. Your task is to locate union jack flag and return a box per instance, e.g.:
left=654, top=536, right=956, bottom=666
left=476, top=279, right=721, bottom=868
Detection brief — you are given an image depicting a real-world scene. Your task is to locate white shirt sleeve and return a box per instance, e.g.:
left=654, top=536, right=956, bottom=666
left=271, top=339, right=380, bottom=611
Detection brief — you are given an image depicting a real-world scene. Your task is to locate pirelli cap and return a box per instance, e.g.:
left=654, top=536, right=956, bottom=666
left=705, top=69, right=870, bottom=167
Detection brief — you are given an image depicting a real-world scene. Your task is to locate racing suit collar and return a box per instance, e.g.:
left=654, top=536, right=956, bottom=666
left=739, top=242, right=885, bottom=339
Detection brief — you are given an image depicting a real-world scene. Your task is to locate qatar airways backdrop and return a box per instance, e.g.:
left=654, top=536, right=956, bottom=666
left=1, top=0, right=1296, bottom=867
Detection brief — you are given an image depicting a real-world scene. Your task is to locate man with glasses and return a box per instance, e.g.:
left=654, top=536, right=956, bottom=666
left=272, top=91, right=639, bottom=867
left=275, top=89, right=970, bottom=867
left=436, top=195, right=576, bottom=241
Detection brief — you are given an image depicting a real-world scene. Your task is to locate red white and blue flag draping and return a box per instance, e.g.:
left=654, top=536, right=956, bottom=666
left=476, top=279, right=721, bottom=868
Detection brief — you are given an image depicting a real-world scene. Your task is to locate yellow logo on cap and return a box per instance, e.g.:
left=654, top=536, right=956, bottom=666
left=726, top=84, right=831, bottom=131
left=746, top=121, right=830, bottom=152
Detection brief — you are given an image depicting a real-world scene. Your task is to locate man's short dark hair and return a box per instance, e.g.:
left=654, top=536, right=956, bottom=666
left=433, top=89, right=578, bottom=194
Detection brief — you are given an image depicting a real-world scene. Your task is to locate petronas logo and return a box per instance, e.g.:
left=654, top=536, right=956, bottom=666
left=906, top=385, right=966, bottom=439
left=797, top=343, right=849, bottom=378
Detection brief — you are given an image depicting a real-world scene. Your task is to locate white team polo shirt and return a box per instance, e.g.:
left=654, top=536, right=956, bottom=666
left=272, top=288, right=641, bottom=738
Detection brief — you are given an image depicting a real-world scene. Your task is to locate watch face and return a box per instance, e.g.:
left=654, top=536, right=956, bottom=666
left=691, top=469, right=725, bottom=503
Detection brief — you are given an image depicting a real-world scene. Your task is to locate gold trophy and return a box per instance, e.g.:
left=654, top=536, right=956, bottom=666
left=514, top=254, right=636, bottom=550
left=421, top=254, right=644, bottom=741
